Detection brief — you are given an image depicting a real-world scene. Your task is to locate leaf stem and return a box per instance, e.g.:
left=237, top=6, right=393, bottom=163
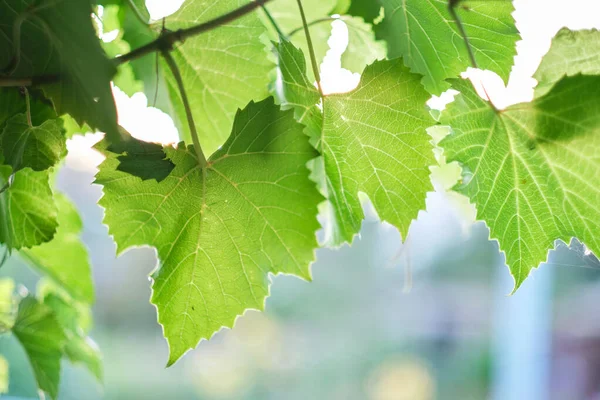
left=161, top=50, right=207, bottom=167
left=295, top=0, right=323, bottom=97
left=24, top=87, right=32, bottom=128
left=288, top=17, right=334, bottom=37
left=260, top=4, right=286, bottom=38
left=115, top=0, right=273, bottom=66
left=448, top=1, right=478, bottom=70
left=126, top=0, right=149, bottom=26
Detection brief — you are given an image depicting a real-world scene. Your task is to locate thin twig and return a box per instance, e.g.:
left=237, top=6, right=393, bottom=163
left=126, top=0, right=149, bottom=26
left=24, top=87, right=32, bottom=127
left=161, top=50, right=207, bottom=167
left=448, top=1, right=478, bottom=70
left=295, top=0, right=323, bottom=96
left=1, top=11, right=30, bottom=75
left=288, top=17, right=333, bottom=37
left=0, top=74, right=60, bottom=87
left=115, top=0, right=273, bottom=66
left=261, top=4, right=285, bottom=38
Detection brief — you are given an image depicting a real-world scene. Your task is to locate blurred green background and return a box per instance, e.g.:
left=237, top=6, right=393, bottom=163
left=2, top=155, right=600, bottom=399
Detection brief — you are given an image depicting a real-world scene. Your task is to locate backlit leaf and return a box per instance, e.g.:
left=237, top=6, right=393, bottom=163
left=440, top=75, right=600, bottom=289
left=96, top=98, right=322, bottom=365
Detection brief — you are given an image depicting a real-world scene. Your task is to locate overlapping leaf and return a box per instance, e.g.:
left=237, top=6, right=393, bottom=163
left=534, top=28, right=600, bottom=97
left=440, top=75, right=600, bottom=288
left=276, top=40, right=434, bottom=245
left=0, top=167, right=57, bottom=249
left=21, top=195, right=94, bottom=304
left=96, top=98, right=322, bottom=364
left=0, top=0, right=120, bottom=142
left=39, top=281, right=102, bottom=382
left=12, top=296, right=66, bottom=400
left=375, top=0, right=519, bottom=94
left=160, top=0, right=274, bottom=155
left=1, top=115, right=65, bottom=172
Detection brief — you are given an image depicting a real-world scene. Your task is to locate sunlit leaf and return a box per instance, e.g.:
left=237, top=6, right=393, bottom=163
left=440, top=75, right=600, bottom=289
left=376, top=0, right=519, bottom=94
left=96, top=98, right=322, bottom=365
left=276, top=39, right=434, bottom=245
left=534, top=28, right=600, bottom=97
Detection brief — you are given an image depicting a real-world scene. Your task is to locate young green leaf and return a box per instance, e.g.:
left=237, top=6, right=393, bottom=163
left=440, top=75, right=600, bottom=289
left=20, top=194, right=94, bottom=304
left=0, top=167, right=58, bottom=249
left=1, top=115, right=66, bottom=172
left=39, top=282, right=102, bottom=382
left=534, top=28, right=600, bottom=97
left=96, top=98, right=322, bottom=365
left=376, top=0, right=519, bottom=94
left=0, top=0, right=120, bottom=142
left=12, top=296, right=66, bottom=400
left=276, top=39, right=434, bottom=245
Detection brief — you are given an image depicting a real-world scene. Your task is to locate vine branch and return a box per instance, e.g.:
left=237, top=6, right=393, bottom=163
left=0, top=0, right=274, bottom=88
left=115, top=0, right=273, bottom=66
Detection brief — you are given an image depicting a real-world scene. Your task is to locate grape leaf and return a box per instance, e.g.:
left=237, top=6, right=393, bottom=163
left=20, top=194, right=94, bottom=304
left=96, top=98, right=322, bottom=365
left=376, top=0, right=519, bottom=94
left=276, top=39, right=434, bottom=245
left=0, top=0, right=120, bottom=142
left=1, top=115, right=66, bottom=172
left=265, top=0, right=337, bottom=34
left=440, top=75, right=600, bottom=289
left=0, top=167, right=57, bottom=249
left=119, top=6, right=176, bottom=118
left=12, top=296, right=66, bottom=400
left=347, top=0, right=382, bottom=24
left=39, top=281, right=102, bottom=382
left=534, top=28, right=600, bottom=97
left=161, top=0, right=273, bottom=156
left=341, top=16, right=386, bottom=74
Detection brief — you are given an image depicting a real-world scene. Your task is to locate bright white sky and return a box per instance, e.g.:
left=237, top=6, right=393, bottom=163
left=67, top=0, right=600, bottom=170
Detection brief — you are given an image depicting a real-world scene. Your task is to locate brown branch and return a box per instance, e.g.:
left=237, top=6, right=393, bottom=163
left=0, top=74, right=59, bottom=87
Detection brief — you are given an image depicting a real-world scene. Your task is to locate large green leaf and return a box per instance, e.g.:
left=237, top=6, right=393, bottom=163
left=276, top=39, right=434, bottom=245
left=347, top=0, right=382, bottom=24
left=0, top=0, right=120, bottom=142
left=39, top=281, right=102, bottom=382
left=12, top=296, right=66, bottom=400
left=1, top=115, right=65, bottom=172
left=162, top=0, right=273, bottom=156
left=96, top=98, right=322, bottom=365
left=0, top=167, right=57, bottom=249
left=376, top=0, right=519, bottom=94
left=534, top=28, right=600, bottom=97
left=440, top=75, right=600, bottom=289
left=21, top=194, right=94, bottom=304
